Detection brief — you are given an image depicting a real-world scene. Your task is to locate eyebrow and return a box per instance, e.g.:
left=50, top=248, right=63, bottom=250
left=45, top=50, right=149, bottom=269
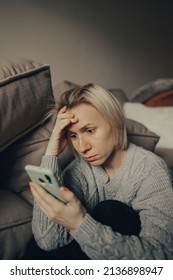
left=67, top=123, right=96, bottom=133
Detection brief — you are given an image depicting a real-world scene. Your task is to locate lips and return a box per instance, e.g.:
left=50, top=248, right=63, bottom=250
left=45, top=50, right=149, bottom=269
left=85, top=155, right=97, bottom=162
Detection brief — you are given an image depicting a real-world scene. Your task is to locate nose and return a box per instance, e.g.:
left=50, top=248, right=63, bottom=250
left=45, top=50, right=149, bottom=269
left=77, top=136, right=91, bottom=154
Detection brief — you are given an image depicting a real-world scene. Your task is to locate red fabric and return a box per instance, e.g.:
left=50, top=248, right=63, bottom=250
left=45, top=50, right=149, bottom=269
left=144, top=90, right=173, bottom=107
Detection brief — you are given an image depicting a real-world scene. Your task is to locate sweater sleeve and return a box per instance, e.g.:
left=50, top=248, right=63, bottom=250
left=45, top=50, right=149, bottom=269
left=31, top=155, right=73, bottom=251
left=70, top=158, right=173, bottom=259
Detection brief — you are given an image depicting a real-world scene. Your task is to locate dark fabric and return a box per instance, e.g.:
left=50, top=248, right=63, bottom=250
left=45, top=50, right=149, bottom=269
left=92, top=200, right=141, bottom=236
left=22, top=200, right=141, bottom=260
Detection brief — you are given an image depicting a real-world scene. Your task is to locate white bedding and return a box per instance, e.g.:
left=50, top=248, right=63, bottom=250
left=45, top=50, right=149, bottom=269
left=123, top=102, right=173, bottom=167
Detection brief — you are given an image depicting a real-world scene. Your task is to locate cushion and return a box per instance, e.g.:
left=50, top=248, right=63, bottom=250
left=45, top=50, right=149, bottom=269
left=53, top=80, right=77, bottom=104
left=125, top=119, right=159, bottom=152
left=0, top=58, right=54, bottom=152
left=131, top=78, right=173, bottom=103
left=108, top=88, right=128, bottom=105
left=0, top=189, right=32, bottom=259
left=123, top=102, right=173, bottom=167
left=0, top=114, right=74, bottom=197
left=144, top=90, right=173, bottom=107
left=0, top=116, right=54, bottom=195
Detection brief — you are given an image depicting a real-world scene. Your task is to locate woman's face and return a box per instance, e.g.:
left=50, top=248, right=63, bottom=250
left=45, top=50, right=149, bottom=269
left=67, top=103, right=118, bottom=166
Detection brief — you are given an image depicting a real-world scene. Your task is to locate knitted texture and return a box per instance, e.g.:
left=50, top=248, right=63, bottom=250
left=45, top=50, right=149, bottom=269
left=32, top=143, right=173, bottom=259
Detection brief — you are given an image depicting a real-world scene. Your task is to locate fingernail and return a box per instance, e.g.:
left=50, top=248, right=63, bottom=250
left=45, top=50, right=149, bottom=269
left=29, top=182, right=34, bottom=188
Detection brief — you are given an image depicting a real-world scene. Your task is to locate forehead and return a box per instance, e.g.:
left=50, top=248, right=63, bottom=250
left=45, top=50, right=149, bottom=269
left=67, top=103, right=106, bottom=131
left=69, top=103, right=99, bottom=116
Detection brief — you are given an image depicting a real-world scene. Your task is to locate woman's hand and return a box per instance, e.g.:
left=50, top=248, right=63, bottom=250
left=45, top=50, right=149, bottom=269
left=45, top=106, right=78, bottom=156
left=30, top=182, right=86, bottom=230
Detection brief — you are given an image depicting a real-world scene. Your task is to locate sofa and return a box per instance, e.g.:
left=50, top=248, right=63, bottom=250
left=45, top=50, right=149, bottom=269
left=0, top=58, right=172, bottom=259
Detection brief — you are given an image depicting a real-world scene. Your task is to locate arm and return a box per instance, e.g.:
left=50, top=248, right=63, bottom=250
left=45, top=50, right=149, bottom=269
left=31, top=106, right=85, bottom=250
left=32, top=197, right=73, bottom=251
left=31, top=156, right=86, bottom=251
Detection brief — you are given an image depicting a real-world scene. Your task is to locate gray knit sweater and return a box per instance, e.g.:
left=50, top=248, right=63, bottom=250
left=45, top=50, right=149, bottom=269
left=32, top=143, right=173, bottom=259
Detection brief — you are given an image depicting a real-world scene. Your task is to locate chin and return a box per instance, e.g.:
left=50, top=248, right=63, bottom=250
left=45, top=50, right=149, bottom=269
left=89, top=159, right=105, bottom=166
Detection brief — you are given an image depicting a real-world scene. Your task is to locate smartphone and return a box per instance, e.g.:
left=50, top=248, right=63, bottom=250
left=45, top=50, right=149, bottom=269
left=25, top=164, right=66, bottom=203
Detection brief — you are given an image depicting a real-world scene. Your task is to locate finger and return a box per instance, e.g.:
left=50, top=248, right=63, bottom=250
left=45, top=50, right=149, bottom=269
left=29, top=182, right=47, bottom=205
left=30, top=183, right=64, bottom=217
left=59, top=106, right=67, bottom=113
left=53, top=118, right=78, bottom=136
left=29, top=182, right=47, bottom=196
left=55, top=119, right=72, bottom=133
left=30, top=182, right=57, bottom=205
left=58, top=107, right=78, bottom=122
left=69, top=117, right=78, bottom=123
left=58, top=108, right=74, bottom=120
left=60, top=187, right=76, bottom=203
left=59, top=113, right=74, bottom=120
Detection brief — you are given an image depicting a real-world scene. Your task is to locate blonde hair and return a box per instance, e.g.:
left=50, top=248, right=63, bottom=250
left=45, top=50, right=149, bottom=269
left=56, top=83, right=128, bottom=150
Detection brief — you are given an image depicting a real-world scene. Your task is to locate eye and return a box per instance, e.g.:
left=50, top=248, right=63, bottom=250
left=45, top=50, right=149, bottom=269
left=70, top=133, right=78, bottom=140
left=86, top=128, right=95, bottom=134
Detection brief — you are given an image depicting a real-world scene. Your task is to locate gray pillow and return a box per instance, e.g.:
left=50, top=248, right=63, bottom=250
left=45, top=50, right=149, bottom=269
left=126, top=119, right=159, bottom=152
left=0, top=58, right=54, bottom=151
left=0, top=114, right=74, bottom=197
left=0, top=189, right=32, bottom=259
left=131, top=78, right=173, bottom=103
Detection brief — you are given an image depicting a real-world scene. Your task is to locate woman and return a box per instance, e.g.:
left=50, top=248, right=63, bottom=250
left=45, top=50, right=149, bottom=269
left=30, top=83, right=173, bottom=259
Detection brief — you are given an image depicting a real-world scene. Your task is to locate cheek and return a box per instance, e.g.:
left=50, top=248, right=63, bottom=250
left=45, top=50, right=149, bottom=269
left=105, top=128, right=116, bottom=145
left=96, top=131, right=116, bottom=151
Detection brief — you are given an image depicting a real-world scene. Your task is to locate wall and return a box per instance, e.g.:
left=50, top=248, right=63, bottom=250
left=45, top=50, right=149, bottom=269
left=0, top=0, right=173, bottom=98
